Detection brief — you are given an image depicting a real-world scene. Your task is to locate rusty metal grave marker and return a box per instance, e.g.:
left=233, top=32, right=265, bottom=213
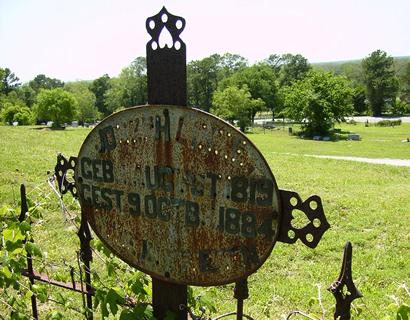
left=54, top=7, right=332, bottom=319
left=77, top=105, right=282, bottom=285
left=4, top=8, right=363, bottom=320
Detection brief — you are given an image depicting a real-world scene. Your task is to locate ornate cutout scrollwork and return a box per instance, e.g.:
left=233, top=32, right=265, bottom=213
left=278, top=190, right=330, bottom=248
left=146, top=6, right=186, bottom=52
left=54, top=153, right=78, bottom=198
left=146, top=7, right=187, bottom=106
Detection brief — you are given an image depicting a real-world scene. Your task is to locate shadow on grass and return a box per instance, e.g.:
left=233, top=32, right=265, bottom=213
left=30, top=126, right=66, bottom=130
left=293, top=128, right=354, bottom=142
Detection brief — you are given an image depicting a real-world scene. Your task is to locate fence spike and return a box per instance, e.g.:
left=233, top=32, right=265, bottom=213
left=328, top=242, right=362, bottom=320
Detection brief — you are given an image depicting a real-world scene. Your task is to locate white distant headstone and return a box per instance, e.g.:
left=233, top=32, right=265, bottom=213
left=12, top=121, right=18, bottom=126
left=313, top=136, right=321, bottom=141
left=47, top=121, right=53, bottom=127
left=323, top=136, right=331, bottom=141
left=72, top=121, right=79, bottom=128
left=348, top=134, right=360, bottom=141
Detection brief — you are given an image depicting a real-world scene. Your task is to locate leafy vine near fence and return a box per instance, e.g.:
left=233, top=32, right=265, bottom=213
left=1, top=178, right=409, bottom=319
left=0, top=182, right=153, bottom=319
left=0, top=180, right=219, bottom=319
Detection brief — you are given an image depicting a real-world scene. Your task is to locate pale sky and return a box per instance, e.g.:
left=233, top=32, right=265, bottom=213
left=1, top=0, right=409, bottom=83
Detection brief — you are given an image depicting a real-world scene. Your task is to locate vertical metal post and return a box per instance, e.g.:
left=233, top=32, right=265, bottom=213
left=19, top=184, right=39, bottom=320
left=146, top=7, right=188, bottom=320
left=234, top=278, right=249, bottom=320
left=78, top=214, right=93, bottom=320
left=152, top=278, right=188, bottom=320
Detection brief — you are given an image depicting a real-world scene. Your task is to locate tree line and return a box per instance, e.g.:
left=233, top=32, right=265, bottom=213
left=1, top=50, right=409, bottom=134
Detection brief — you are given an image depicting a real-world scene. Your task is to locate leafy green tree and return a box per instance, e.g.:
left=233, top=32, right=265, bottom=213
left=399, top=62, right=410, bottom=104
left=65, top=81, right=99, bottom=123
left=0, top=67, right=20, bottom=94
left=187, top=53, right=248, bottom=112
left=212, top=85, right=265, bottom=132
left=16, top=84, right=37, bottom=108
left=352, top=85, right=367, bottom=114
left=0, top=91, right=25, bottom=112
left=218, top=53, right=248, bottom=78
left=29, top=74, right=64, bottom=93
left=391, top=98, right=410, bottom=115
left=340, top=63, right=363, bottom=85
left=1, top=104, right=33, bottom=125
left=34, top=88, right=78, bottom=127
left=120, top=57, right=147, bottom=107
left=280, top=53, right=311, bottom=86
left=0, top=91, right=20, bottom=109
left=264, top=54, right=283, bottom=76
left=104, top=57, right=147, bottom=112
left=90, top=74, right=111, bottom=116
left=0, top=93, right=33, bottom=125
left=362, top=50, right=399, bottom=116
left=187, top=54, right=221, bottom=111
left=13, top=107, right=33, bottom=125
left=283, top=70, right=353, bottom=136
left=218, top=63, right=281, bottom=120
left=104, top=78, right=124, bottom=113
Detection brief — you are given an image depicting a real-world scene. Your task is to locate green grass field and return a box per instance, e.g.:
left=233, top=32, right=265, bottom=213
left=0, top=124, right=409, bottom=319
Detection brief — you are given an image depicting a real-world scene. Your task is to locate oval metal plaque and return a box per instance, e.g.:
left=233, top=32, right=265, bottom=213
left=75, top=105, right=280, bottom=285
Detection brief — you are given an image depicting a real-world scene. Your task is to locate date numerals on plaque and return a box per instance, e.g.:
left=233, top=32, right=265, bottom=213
left=218, top=207, right=275, bottom=239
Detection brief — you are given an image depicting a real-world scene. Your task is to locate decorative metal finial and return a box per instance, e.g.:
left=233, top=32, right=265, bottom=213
left=146, top=6, right=186, bottom=51
left=328, top=242, right=362, bottom=320
left=146, top=7, right=187, bottom=106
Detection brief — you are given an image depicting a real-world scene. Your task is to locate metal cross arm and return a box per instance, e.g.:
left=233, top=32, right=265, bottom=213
left=55, top=153, right=78, bottom=198
left=277, top=190, right=330, bottom=248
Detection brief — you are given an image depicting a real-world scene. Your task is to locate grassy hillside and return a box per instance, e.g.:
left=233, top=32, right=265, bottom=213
left=0, top=124, right=409, bottom=319
left=313, top=56, right=410, bottom=78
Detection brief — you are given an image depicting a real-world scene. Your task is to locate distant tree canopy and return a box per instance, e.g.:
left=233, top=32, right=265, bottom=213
left=104, top=57, right=147, bottom=113
left=217, top=53, right=248, bottom=79
left=34, top=88, right=78, bottom=127
left=65, top=81, right=99, bottom=124
left=0, top=68, right=20, bottom=95
left=283, top=70, right=353, bottom=135
left=1, top=51, right=409, bottom=127
left=187, top=52, right=313, bottom=118
left=29, top=74, right=64, bottom=93
left=218, top=63, right=281, bottom=120
left=362, top=50, right=399, bottom=116
left=187, top=54, right=222, bottom=111
left=0, top=92, right=33, bottom=125
left=399, top=62, right=410, bottom=104
left=264, top=53, right=312, bottom=85
left=212, top=85, right=265, bottom=132
left=1, top=104, right=32, bottom=125
left=90, top=74, right=111, bottom=116
left=352, top=85, right=367, bottom=114
left=187, top=53, right=248, bottom=112
left=280, top=53, right=312, bottom=86
left=16, top=84, right=37, bottom=108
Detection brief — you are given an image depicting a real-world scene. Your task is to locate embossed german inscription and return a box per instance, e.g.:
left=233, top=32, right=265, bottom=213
left=75, top=105, right=280, bottom=285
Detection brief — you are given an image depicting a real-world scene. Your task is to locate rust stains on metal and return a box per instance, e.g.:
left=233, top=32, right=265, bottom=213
left=75, top=105, right=280, bottom=286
